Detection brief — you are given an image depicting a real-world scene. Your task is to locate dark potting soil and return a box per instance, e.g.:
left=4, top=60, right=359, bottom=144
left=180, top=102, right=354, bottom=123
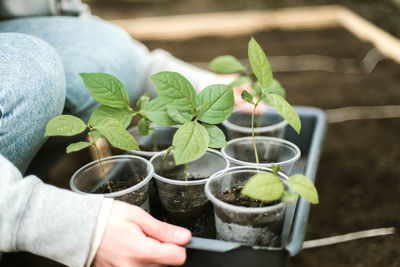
left=218, top=186, right=280, bottom=208
left=214, top=186, right=285, bottom=247
left=93, top=178, right=148, bottom=207
left=158, top=175, right=216, bottom=238
left=93, top=179, right=139, bottom=194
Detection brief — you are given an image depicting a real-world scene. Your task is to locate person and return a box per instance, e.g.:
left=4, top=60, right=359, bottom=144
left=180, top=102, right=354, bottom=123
left=0, top=1, right=231, bottom=266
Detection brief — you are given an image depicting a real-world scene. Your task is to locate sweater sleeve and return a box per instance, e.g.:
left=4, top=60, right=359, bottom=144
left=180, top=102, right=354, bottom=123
left=0, top=154, right=104, bottom=267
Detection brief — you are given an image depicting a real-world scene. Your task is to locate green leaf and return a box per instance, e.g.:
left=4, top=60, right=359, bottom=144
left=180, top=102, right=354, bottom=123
left=167, top=105, right=194, bottom=124
left=208, top=55, right=247, bottom=74
left=272, top=164, right=280, bottom=176
left=197, top=84, right=234, bottom=124
left=136, top=93, right=150, bottom=110
left=280, top=191, right=299, bottom=203
left=203, top=124, right=227, bottom=148
left=88, top=130, right=103, bottom=143
left=266, top=94, right=301, bottom=134
left=241, top=90, right=255, bottom=105
left=266, top=79, right=286, bottom=98
left=150, top=71, right=198, bottom=110
left=285, top=174, right=319, bottom=204
left=241, top=172, right=284, bottom=202
left=141, top=97, right=177, bottom=126
left=230, top=76, right=252, bottom=87
left=94, top=118, right=139, bottom=151
left=45, top=115, right=87, bottom=137
left=89, top=105, right=134, bottom=129
left=172, top=121, right=209, bottom=165
left=66, top=141, right=91, bottom=153
left=79, top=73, right=130, bottom=109
left=259, top=79, right=286, bottom=103
left=138, top=117, right=155, bottom=136
left=248, top=37, right=273, bottom=89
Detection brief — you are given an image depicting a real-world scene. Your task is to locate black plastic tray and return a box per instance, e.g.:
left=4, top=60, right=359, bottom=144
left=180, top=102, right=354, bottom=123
left=182, top=106, right=327, bottom=267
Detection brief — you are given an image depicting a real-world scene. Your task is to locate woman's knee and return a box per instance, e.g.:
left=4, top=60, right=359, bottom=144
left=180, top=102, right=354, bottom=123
left=0, top=17, right=148, bottom=117
left=0, top=33, right=66, bottom=118
left=0, top=33, right=66, bottom=171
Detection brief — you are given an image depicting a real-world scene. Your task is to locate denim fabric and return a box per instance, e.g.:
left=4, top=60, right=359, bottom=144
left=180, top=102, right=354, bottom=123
left=0, top=33, right=66, bottom=173
left=0, top=17, right=147, bottom=173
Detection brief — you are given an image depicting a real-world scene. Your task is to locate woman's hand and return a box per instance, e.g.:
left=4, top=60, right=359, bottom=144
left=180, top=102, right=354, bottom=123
left=93, top=201, right=192, bottom=267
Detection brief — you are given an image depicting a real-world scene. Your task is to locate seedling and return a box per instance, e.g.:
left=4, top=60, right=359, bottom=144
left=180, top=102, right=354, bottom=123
left=209, top=38, right=300, bottom=164
left=210, top=37, right=318, bottom=205
left=147, top=71, right=234, bottom=180
left=45, top=73, right=140, bottom=192
left=241, top=165, right=318, bottom=205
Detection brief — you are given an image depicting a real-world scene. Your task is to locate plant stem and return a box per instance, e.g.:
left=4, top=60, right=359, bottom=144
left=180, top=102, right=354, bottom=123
left=251, top=101, right=261, bottom=165
left=159, top=148, right=172, bottom=176
left=251, top=90, right=267, bottom=165
left=93, top=143, right=113, bottom=193
left=185, top=163, right=189, bottom=182
left=152, top=133, right=158, bottom=152
left=255, top=111, right=263, bottom=129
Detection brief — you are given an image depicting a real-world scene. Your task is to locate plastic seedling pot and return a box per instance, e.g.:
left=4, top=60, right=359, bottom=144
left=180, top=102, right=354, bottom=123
left=205, top=166, right=296, bottom=247
left=150, top=149, right=229, bottom=238
left=70, top=155, right=154, bottom=212
left=222, top=106, right=288, bottom=140
left=127, top=125, right=178, bottom=219
left=127, top=125, right=178, bottom=159
left=221, top=136, right=301, bottom=175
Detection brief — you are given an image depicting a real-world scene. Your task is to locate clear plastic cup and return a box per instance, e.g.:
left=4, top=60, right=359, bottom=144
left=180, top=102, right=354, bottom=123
left=221, top=136, right=301, bottom=175
left=150, top=149, right=229, bottom=238
left=127, top=125, right=178, bottom=218
left=70, top=155, right=154, bottom=212
left=222, top=106, right=288, bottom=140
left=204, top=166, right=297, bottom=247
left=127, top=125, right=178, bottom=159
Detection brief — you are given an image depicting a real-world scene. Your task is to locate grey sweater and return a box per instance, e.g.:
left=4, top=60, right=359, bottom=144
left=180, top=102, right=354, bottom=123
left=0, top=154, right=104, bottom=266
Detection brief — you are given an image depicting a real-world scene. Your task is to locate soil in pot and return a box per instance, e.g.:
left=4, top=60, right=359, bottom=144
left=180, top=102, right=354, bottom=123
left=156, top=172, right=216, bottom=239
left=93, top=177, right=148, bottom=207
left=215, top=186, right=285, bottom=247
left=151, top=148, right=230, bottom=238
left=218, top=186, right=280, bottom=208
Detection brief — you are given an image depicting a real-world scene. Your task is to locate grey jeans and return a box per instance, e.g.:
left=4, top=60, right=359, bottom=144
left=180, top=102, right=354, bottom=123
left=0, top=16, right=147, bottom=173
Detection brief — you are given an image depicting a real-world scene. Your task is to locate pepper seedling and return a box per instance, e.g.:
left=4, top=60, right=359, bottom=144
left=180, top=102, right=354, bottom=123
left=210, top=37, right=318, bottom=205
left=147, top=71, right=235, bottom=179
left=45, top=73, right=140, bottom=192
